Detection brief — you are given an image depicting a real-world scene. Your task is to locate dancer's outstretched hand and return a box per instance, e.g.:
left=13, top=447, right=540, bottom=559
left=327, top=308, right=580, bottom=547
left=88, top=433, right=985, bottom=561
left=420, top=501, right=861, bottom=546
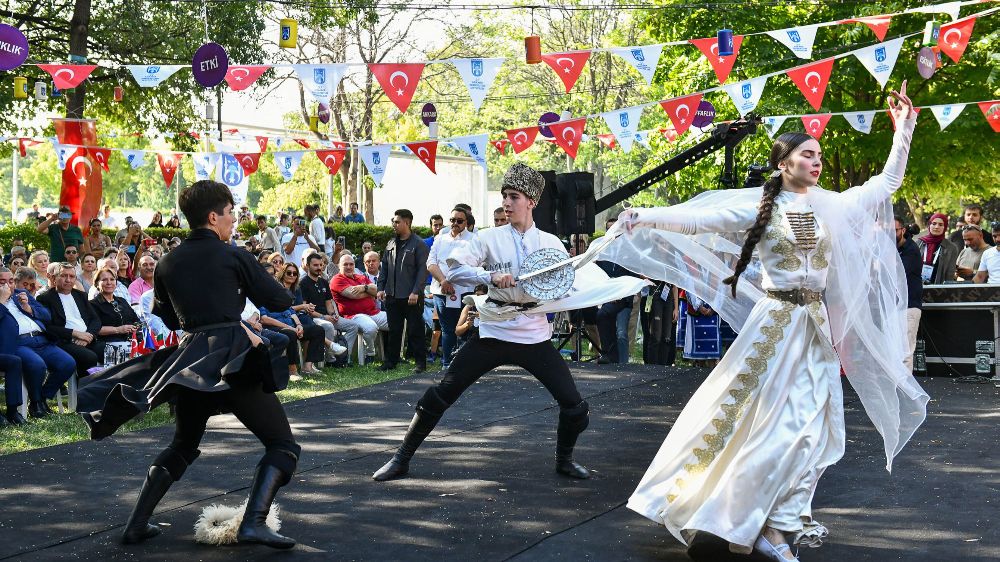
left=617, top=209, right=639, bottom=235
left=888, top=80, right=915, bottom=122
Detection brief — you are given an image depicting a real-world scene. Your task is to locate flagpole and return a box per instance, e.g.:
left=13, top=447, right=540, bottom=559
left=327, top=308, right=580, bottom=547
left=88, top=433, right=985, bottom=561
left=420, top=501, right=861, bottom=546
left=11, top=150, right=19, bottom=222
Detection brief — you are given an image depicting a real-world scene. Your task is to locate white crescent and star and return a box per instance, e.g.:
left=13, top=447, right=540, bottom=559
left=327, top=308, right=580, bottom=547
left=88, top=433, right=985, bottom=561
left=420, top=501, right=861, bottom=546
left=513, top=131, right=529, bottom=145
left=808, top=118, right=821, bottom=132
left=389, top=70, right=409, bottom=95
left=561, top=127, right=577, bottom=146
left=323, top=154, right=339, bottom=168
left=241, top=155, right=255, bottom=168
left=555, top=57, right=576, bottom=73
left=231, top=67, right=251, bottom=82
left=804, top=71, right=822, bottom=93
left=54, top=68, right=76, bottom=85
left=676, top=103, right=690, bottom=124
left=942, top=28, right=962, bottom=49
left=416, top=147, right=431, bottom=162
left=70, top=155, right=92, bottom=183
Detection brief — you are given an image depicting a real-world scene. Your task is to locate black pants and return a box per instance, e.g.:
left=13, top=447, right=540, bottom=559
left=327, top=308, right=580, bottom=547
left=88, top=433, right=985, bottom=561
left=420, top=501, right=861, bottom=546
left=58, top=340, right=103, bottom=378
left=640, top=285, right=676, bottom=366
left=385, top=296, right=426, bottom=367
left=597, top=297, right=632, bottom=363
left=431, top=337, right=583, bottom=410
left=269, top=324, right=324, bottom=365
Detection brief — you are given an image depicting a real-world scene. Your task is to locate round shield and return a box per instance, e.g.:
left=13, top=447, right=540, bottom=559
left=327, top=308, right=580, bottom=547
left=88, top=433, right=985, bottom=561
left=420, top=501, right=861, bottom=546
left=520, top=247, right=575, bottom=301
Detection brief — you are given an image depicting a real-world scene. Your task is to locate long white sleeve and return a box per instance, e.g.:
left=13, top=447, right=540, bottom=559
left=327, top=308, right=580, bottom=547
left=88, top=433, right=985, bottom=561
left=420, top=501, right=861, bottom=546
left=635, top=200, right=758, bottom=235
left=444, top=237, right=492, bottom=287
left=840, top=116, right=917, bottom=210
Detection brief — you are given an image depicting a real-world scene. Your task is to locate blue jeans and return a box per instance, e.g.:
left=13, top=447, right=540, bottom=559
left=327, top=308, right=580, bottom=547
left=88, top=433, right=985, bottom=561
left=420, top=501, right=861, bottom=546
left=0, top=354, right=24, bottom=407
left=433, top=294, right=461, bottom=367
left=14, top=335, right=76, bottom=402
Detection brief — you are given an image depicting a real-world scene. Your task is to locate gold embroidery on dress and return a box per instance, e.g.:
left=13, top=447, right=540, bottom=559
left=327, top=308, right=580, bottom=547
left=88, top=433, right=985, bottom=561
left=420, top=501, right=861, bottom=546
left=669, top=302, right=795, bottom=502
left=766, top=207, right=802, bottom=271
left=786, top=211, right=818, bottom=250
left=808, top=300, right=826, bottom=326
left=810, top=238, right=829, bottom=270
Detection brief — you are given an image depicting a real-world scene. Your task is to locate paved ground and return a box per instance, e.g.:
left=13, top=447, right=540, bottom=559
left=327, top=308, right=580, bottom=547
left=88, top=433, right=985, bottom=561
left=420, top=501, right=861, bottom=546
left=0, top=364, right=995, bottom=561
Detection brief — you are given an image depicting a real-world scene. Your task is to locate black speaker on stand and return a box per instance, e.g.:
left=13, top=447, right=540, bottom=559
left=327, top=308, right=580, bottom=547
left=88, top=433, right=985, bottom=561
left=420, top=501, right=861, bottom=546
left=532, top=170, right=558, bottom=234
left=555, top=171, right=596, bottom=235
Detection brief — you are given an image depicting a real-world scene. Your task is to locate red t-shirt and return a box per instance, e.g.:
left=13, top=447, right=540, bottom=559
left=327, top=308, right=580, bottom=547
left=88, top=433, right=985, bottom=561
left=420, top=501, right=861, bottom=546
left=330, top=273, right=378, bottom=318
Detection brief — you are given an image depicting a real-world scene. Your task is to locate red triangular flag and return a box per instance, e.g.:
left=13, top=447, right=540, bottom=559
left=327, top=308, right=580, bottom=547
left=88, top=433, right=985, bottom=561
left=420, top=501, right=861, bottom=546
left=506, top=127, right=538, bottom=154
left=786, top=58, right=835, bottom=112
left=369, top=63, right=425, bottom=113
left=540, top=51, right=592, bottom=93
left=225, top=65, right=270, bottom=91
left=234, top=153, right=261, bottom=176
left=939, top=18, right=976, bottom=63
left=660, top=128, right=678, bottom=142
left=17, top=138, right=41, bottom=157
left=255, top=136, right=269, bottom=152
left=549, top=118, right=587, bottom=159
left=293, top=138, right=310, bottom=149
left=37, top=64, right=98, bottom=90
left=840, top=16, right=891, bottom=41
left=887, top=107, right=922, bottom=131
left=405, top=141, right=438, bottom=174
left=87, top=147, right=112, bottom=172
left=595, top=134, right=617, bottom=149
left=659, top=93, right=704, bottom=136
left=977, top=101, right=1000, bottom=132
left=156, top=153, right=183, bottom=187
left=328, top=140, right=348, bottom=150
left=801, top=114, right=832, bottom=139
left=491, top=139, right=509, bottom=155
left=315, top=149, right=347, bottom=175
left=689, top=35, right=744, bottom=84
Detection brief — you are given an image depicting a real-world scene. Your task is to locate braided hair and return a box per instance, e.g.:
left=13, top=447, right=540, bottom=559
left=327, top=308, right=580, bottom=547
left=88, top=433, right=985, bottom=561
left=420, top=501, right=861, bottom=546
left=723, top=132, right=814, bottom=297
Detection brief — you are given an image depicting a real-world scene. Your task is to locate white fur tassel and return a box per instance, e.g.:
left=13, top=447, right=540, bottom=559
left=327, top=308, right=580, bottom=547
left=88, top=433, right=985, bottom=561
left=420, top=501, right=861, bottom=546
left=193, top=499, right=282, bottom=545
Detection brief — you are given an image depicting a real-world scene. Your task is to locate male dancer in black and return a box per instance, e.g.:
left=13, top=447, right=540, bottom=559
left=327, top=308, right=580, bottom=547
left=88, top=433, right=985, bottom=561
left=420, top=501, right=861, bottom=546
left=373, top=163, right=590, bottom=481
left=78, top=180, right=299, bottom=549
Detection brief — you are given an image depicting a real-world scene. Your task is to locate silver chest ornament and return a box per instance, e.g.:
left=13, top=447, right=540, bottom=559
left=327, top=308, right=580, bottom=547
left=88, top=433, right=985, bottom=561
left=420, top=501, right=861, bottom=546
left=517, top=247, right=575, bottom=300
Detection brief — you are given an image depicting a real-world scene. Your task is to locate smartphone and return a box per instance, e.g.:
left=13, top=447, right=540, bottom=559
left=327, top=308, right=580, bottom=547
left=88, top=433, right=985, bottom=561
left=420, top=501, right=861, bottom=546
left=58, top=212, right=72, bottom=220
left=143, top=239, right=156, bottom=248
left=297, top=219, right=307, bottom=227
left=337, top=236, right=345, bottom=245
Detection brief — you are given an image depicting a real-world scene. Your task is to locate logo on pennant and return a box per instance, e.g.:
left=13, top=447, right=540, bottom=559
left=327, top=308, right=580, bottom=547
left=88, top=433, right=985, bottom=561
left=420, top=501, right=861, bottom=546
left=689, top=35, right=744, bottom=84
left=359, top=145, right=390, bottom=187
left=549, top=118, right=587, bottom=159
left=931, top=104, right=966, bottom=131
left=506, top=127, right=539, bottom=154
left=471, top=59, right=483, bottom=77
left=786, top=58, right=835, bottom=111
left=541, top=51, right=592, bottom=93
left=602, top=106, right=643, bottom=153
left=450, top=58, right=503, bottom=111
left=406, top=141, right=438, bottom=174
left=293, top=64, right=347, bottom=106
left=38, top=64, right=97, bottom=90
left=939, top=18, right=976, bottom=63
left=369, top=63, right=425, bottom=113
left=842, top=111, right=877, bottom=134
left=121, top=149, right=146, bottom=169
left=127, top=65, right=185, bottom=88
left=854, top=38, right=904, bottom=87
left=875, top=47, right=886, bottom=62
left=766, top=25, right=819, bottom=59
left=723, top=76, right=768, bottom=117
left=612, top=45, right=663, bottom=85
left=660, top=93, right=704, bottom=136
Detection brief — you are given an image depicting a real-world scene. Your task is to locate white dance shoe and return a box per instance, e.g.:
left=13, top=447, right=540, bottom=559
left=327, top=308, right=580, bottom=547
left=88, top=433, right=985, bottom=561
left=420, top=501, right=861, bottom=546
left=753, top=535, right=799, bottom=561
left=792, top=519, right=829, bottom=548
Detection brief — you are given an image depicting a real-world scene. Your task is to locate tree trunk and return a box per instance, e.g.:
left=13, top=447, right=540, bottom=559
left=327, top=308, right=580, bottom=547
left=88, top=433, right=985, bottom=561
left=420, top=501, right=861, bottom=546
left=66, top=0, right=91, bottom=119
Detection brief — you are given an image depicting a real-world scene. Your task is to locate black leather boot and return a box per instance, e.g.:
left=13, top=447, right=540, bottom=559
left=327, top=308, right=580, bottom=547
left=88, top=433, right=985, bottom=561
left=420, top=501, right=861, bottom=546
left=237, top=463, right=296, bottom=549
left=121, top=466, right=174, bottom=544
left=372, top=407, right=442, bottom=481
left=555, top=401, right=591, bottom=479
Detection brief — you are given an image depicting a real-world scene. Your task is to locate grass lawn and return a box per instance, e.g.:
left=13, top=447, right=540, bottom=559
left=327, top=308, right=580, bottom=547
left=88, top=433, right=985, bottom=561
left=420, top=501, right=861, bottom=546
left=0, top=362, right=416, bottom=457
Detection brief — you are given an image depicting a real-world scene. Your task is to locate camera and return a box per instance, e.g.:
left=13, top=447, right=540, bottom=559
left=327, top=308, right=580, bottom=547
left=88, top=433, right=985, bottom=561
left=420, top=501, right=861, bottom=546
left=297, top=219, right=307, bottom=227
left=744, top=164, right=770, bottom=188
left=903, top=224, right=920, bottom=238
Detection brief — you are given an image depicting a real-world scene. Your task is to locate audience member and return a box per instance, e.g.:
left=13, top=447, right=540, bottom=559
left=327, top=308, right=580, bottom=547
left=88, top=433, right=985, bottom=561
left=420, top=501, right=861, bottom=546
left=240, top=298, right=292, bottom=380
left=128, top=255, right=156, bottom=305
left=640, top=281, right=678, bottom=366
left=147, top=212, right=164, bottom=228
left=949, top=204, right=994, bottom=246
left=974, top=242, right=1000, bottom=283
left=82, top=218, right=113, bottom=258
left=37, top=205, right=84, bottom=261
left=90, top=268, right=140, bottom=349
left=344, top=202, right=365, bottom=223
left=896, top=217, right=923, bottom=371
left=166, top=215, right=182, bottom=228
left=331, top=253, right=387, bottom=361
left=916, top=213, right=959, bottom=284
left=0, top=271, right=28, bottom=425
left=281, top=216, right=320, bottom=267
left=79, top=254, right=98, bottom=293
left=330, top=205, right=345, bottom=223
left=37, top=263, right=104, bottom=377
left=14, top=267, right=39, bottom=296
left=26, top=204, right=41, bottom=222
left=100, top=205, right=117, bottom=229
left=361, top=241, right=373, bottom=255
left=305, top=204, right=326, bottom=253
left=63, top=243, right=82, bottom=276
left=252, top=215, right=280, bottom=255
left=956, top=225, right=991, bottom=281
left=267, top=252, right=285, bottom=271
left=262, top=263, right=326, bottom=375
left=493, top=207, right=508, bottom=227
left=377, top=209, right=429, bottom=372
left=89, top=257, right=131, bottom=301
left=299, top=253, right=355, bottom=360
left=454, top=284, right=488, bottom=354
left=679, top=290, right=721, bottom=367
left=115, top=250, right=134, bottom=284
left=275, top=213, right=291, bottom=239
left=28, top=250, right=50, bottom=293
left=427, top=207, right=476, bottom=369
left=363, top=251, right=380, bottom=284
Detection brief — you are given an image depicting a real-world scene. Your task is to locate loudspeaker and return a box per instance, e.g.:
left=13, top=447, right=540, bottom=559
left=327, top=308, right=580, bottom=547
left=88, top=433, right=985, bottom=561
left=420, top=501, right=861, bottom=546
left=532, top=170, right=558, bottom=234
left=555, top=172, right=596, bottom=235
left=918, top=307, right=995, bottom=377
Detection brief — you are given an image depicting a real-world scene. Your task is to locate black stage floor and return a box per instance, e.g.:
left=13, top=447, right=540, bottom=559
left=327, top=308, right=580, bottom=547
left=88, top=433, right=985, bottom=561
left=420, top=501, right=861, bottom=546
left=0, top=364, right=996, bottom=561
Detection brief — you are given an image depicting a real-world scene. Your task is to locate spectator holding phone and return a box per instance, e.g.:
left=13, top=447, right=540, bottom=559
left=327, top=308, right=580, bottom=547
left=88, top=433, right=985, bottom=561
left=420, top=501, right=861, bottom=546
left=280, top=216, right=320, bottom=268
left=37, top=205, right=84, bottom=261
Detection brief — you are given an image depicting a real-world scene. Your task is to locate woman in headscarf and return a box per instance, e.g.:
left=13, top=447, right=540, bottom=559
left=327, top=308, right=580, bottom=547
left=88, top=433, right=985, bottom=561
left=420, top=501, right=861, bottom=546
left=914, top=213, right=959, bottom=284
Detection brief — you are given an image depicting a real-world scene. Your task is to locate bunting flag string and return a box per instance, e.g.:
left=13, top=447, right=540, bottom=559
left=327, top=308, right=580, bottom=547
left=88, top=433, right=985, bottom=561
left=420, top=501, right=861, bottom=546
left=786, top=58, right=835, bottom=111
left=368, top=63, right=425, bottom=112
left=540, top=51, right=591, bottom=93
left=316, top=149, right=347, bottom=175
left=405, top=140, right=438, bottom=174
left=979, top=101, right=1000, bottom=132
left=689, top=35, right=744, bottom=84
left=840, top=15, right=893, bottom=41
left=506, top=126, right=538, bottom=154
left=225, top=65, right=271, bottom=91
left=801, top=114, right=833, bottom=139
left=938, top=17, right=976, bottom=62
left=155, top=152, right=183, bottom=187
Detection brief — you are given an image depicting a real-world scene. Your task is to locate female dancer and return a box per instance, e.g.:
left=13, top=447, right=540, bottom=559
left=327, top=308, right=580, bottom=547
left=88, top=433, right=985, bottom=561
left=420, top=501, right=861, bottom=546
left=607, top=82, right=928, bottom=560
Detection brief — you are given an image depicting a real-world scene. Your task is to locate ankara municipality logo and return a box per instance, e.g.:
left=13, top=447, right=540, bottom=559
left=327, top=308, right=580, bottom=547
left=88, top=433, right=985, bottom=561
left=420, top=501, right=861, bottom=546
left=943, top=106, right=952, bottom=117
left=631, top=48, right=645, bottom=62
left=223, top=156, right=243, bottom=186
left=146, top=66, right=160, bottom=73
left=857, top=114, right=866, bottom=124
left=619, top=112, right=630, bottom=128
left=314, top=68, right=326, bottom=85
left=875, top=46, right=886, bottom=62
left=468, top=142, right=479, bottom=156
left=284, top=157, right=292, bottom=169
left=787, top=30, right=801, bottom=43
left=471, top=59, right=483, bottom=77
left=372, top=151, right=381, bottom=166
left=281, top=26, right=291, bottom=41
left=742, top=83, right=752, bottom=99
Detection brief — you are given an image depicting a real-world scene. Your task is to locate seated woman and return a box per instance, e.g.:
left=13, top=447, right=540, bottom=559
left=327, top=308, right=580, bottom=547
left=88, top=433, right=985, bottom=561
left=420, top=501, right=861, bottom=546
left=79, top=254, right=98, bottom=294
left=259, top=263, right=326, bottom=377
left=88, top=257, right=131, bottom=301
left=90, top=268, right=139, bottom=364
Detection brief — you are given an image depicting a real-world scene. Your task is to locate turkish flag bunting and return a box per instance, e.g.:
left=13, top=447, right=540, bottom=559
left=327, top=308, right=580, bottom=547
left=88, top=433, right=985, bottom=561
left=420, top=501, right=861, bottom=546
left=549, top=118, right=587, bottom=159
left=595, top=134, right=617, bottom=149
left=978, top=101, right=1000, bottom=132
left=689, top=35, right=744, bottom=84
left=294, top=138, right=311, bottom=148
left=491, top=139, right=509, bottom=154
left=939, top=18, right=976, bottom=63
left=406, top=141, right=438, bottom=174
left=17, top=138, right=41, bottom=157
left=659, top=93, right=704, bottom=136
left=801, top=114, right=833, bottom=139
left=255, top=136, right=269, bottom=152
left=660, top=128, right=679, bottom=142
left=38, top=64, right=98, bottom=90
left=839, top=16, right=891, bottom=41
left=225, top=65, right=271, bottom=91
left=234, top=153, right=261, bottom=176
left=887, top=107, right=922, bottom=131
left=156, top=153, right=184, bottom=187
left=87, top=147, right=112, bottom=172
left=315, top=149, right=347, bottom=175
left=506, top=127, right=539, bottom=154
left=787, top=58, right=835, bottom=111
left=540, top=51, right=592, bottom=93
left=369, top=63, right=425, bottom=113
left=328, top=140, right=348, bottom=150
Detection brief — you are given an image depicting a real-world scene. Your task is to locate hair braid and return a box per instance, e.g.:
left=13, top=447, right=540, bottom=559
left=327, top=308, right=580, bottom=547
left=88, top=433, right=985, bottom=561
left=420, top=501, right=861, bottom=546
left=722, top=176, right=783, bottom=298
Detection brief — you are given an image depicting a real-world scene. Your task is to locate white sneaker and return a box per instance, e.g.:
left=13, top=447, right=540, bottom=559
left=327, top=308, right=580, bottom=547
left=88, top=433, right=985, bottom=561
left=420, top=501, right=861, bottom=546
left=329, top=341, right=347, bottom=355
left=754, top=535, right=798, bottom=561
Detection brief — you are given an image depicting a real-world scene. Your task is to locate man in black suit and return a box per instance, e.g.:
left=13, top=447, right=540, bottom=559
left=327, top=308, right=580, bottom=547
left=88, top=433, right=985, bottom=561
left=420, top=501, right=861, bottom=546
left=37, top=262, right=103, bottom=377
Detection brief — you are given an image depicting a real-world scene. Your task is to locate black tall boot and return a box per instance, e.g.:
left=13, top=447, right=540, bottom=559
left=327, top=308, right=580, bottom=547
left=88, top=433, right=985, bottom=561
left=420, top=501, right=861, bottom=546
left=555, top=401, right=591, bottom=479
left=372, top=388, right=448, bottom=481
left=121, top=447, right=196, bottom=544
left=237, top=460, right=297, bottom=549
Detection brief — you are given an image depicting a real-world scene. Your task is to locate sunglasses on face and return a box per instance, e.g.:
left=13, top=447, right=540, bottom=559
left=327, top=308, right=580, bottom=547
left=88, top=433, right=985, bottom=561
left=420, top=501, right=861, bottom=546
left=285, top=271, right=298, bottom=277
left=450, top=218, right=465, bottom=224
left=65, top=250, right=78, bottom=254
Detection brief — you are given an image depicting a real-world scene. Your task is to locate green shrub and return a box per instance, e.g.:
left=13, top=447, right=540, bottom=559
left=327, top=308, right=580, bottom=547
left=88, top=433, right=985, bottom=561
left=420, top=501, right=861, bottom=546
left=0, top=222, right=55, bottom=253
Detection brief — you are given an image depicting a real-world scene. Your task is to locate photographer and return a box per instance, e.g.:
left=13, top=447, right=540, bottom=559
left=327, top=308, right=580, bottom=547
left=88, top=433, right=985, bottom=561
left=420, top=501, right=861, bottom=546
left=37, top=205, right=84, bottom=261
left=280, top=216, right=319, bottom=268
left=895, top=217, right=922, bottom=372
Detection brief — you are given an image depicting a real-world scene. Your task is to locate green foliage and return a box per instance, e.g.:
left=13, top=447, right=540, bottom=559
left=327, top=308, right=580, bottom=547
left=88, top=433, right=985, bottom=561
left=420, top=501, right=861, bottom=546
left=0, top=222, right=50, bottom=252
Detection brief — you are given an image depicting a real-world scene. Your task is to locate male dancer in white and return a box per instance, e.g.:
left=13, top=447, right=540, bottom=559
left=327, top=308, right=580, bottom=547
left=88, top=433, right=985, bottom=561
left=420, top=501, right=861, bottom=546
left=373, top=163, right=591, bottom=481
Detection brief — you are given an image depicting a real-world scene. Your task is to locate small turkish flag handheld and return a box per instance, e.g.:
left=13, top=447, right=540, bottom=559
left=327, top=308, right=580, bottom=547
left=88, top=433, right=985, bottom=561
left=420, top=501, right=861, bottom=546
left=549, top=118, right=587, bottom=159
left=786, top=58, right=836, bottom=112
left=491, top=139, right=509, bottom=154
left=689, top=36, right=744, bottom=84
left=659, top=93, right=704, bottom=136
left=801, top=114, right=833, bottom=139
left=315, top=149, right=347, bottom=175
left=406, top=141, right=438, bottom=174
left=840, top=16, right=891, bottom=41
left=17, top=138, right=41, bottom=157
left=938, top=18, right=976, bottom=63
left=978, top=101, right=1000, bottom=132
left=225, top=65, right=270, bottom=91
left=234, top=153, right=261, bottom=176
left=540, top=51, right=592, bottom=93
left=87, top=147, right=112, bottom=172
left=255, top=136, right=269, bottom=152
left=506, top=127, right=539, bottom=154
left=369, top=63, right=425, bottom=113
left=38, top=64, right=98, bottom=90
left=156, top=152, right=184, bottom=187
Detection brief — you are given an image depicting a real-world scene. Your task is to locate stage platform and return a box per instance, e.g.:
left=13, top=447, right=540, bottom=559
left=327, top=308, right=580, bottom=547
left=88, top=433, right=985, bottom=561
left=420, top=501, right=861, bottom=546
left=0, top=364, right=996, bottom=561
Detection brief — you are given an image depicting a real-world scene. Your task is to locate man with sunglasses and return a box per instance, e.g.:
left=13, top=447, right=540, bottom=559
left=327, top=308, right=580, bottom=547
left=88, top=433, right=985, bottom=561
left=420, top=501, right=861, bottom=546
left=426, top=207, right=477, bottom=370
